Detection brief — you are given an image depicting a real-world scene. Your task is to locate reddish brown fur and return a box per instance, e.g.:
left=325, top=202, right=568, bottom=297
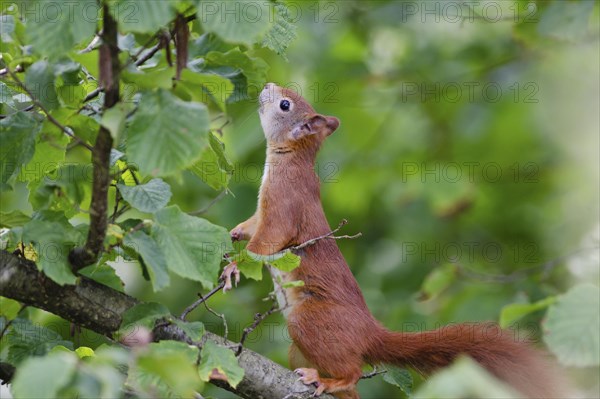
left=232, top=84, right=564, bottom=398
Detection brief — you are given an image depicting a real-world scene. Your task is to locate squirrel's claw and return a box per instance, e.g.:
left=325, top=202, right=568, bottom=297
left=294, top=368, right=322, bottom=390
left=230, top=227, right=243, bottom=242
left=220, top=261, right=240, bottom=292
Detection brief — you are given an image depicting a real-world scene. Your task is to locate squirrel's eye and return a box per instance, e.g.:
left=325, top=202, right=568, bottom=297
left=279, top=99, right=291, bottom=111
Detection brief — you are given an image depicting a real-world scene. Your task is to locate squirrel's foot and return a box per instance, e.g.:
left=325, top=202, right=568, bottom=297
left=230, top=226, right=244, bottom=242
left=294, top=368, right=325, bottom=396
left=220, top=261, right=240, bottom=292
left=295, top=368, right=361, bottom=397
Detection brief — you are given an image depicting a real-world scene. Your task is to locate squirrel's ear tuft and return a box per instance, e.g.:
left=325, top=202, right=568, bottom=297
left=291, top=114, right=339, bottom=140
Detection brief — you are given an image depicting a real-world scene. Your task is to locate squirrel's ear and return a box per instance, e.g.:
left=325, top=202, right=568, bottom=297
left=291, top=115, right=340, bottom=140
left=323, top=116, right=340, bottom=136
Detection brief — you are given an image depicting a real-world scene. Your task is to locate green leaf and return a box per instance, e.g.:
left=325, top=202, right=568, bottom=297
left=0, top=111, right=40, bottom=186
left=62, top=346, right=127, bottom=398
left=270, top=251, right=301, bottom=272
left=18, top=118, right=69, bottom=187
left=126, top=89, right=210, bottom=177
left=123, top=230, right=170, bottom=292
left=117, top=178, right=172, bottom=213
left=382, top=366, right=413, bottom=396
left=151, top=206, right=233, bottom=289
left=0, top=210, right=31, bottom=228
left=1, top=81, right=18, bottom=110
left=198, top=341, right=244, bottom=388
left=173, top=319, right=205, bottom=342
left=282, top=280, right=305, bottom=288
left=189, top=132, right=234, bottom=190
left=57, top=84, right=86, bottom=108
left=112, top=0, right=177, bottom=33
left=262, top=2, right=297, bottom=56
left=0, top=297, right=21, bottom=319
left=79, top=264, right=125, bottom=292
left=544, top=284, right=600, bottom=367
left=100, top=103, right=129, bottom=142
left=22, top=218, right=84, bottom=285
left=45, top=164, right=90, bottom=204
left=11, top=351, right=78, bottom=399
left=205, top=48, right=269, bottom=92
left=120, top=302, right=170, bottom=330
left=29, top=164, right=92, bottom=216
left=75, top=347, right=95, bottom=358
left=25, top=60, right=59, bottom=110
left=6, top=318, right=74, bottom=365
left=189, top=33, right=234, bottom=58
left=207, top=132, right=234, bottom=173
left=538, top=1, right=595, bottom=40
left=53, top=59, right=81, bottom=83
left=122, top=68, right=175, bottom=90
left=499, top=296, right=556, bottom=328
left=131, top=341, right=202, bottom=398
left=178, top=70, right=234, bottom=112
left=419, top=263, right=457, bottom=301
left=233, top=250, right=263, bottom=280
left=198, top=1, right=271, bottom=46
left=26, top=0, right=96, bottom=58
left=414, top=356, right=519, bottom=398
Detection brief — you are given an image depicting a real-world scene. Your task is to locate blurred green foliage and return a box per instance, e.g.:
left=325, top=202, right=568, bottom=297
left=208, top=1, right=600, bottom=396
left=1, top=0, right=599, bottom=398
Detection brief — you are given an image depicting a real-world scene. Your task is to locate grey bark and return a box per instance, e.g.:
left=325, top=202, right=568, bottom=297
left=0, top=250, right=334, bottom=399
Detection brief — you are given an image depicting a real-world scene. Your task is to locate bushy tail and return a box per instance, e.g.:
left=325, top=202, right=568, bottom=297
left=368, top=323, right=565, bottom=398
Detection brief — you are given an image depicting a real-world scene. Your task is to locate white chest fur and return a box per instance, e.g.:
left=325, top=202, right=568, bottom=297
left=267, top=265, right=294, bottom=319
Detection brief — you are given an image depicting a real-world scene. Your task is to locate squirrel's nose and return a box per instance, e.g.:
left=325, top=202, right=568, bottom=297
left=263, top=82, right=275, bottom=91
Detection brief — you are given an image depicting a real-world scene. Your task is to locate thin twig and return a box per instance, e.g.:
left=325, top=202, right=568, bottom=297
left=83, top=88, right=102, bottom=103
left=112, top=205, right=130, bottom=221
left=211, top=119, right=230, bottom=137
left=236, top=299, right=282, bottom=356
left=199, top=294, right=229, bottom=342
left=78, top=33, right=102, bottom=54
left=189, top=191, right=228, bottom=216
left=291, top=219, right=362, bottom=252
left=0, top=305, right=27, bottom=341
left=110, top=190, right=121, bottom=224
left=180, top=281, right=225, bottom=320
left=361, top=365, right=387, bottom=379
left=5, top=68, right=93, bottom=151
left=134, top=41, right=163, bottom=68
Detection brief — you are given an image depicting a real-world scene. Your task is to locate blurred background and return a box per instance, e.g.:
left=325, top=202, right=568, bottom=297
left=190, top=1, right=600, bottom=396
left=2, top=1, right=599, bottom=397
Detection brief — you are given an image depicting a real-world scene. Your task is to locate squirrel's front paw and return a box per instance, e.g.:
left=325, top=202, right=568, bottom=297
left=220, top=261, right=240, bottom=292
left=230, top=227, right=244, bottom=242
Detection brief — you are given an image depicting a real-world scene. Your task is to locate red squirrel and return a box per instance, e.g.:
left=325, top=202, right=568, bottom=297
left=226, top=83, right=564, bottom=399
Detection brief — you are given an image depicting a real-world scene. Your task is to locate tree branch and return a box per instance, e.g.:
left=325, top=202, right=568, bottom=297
left=0, top=250, right=334, bottom=398
left=69, top=5, right=120, bottom=271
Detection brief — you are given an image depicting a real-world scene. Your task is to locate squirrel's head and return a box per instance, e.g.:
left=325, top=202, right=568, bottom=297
left=258, top=83, right=340, bottom=147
